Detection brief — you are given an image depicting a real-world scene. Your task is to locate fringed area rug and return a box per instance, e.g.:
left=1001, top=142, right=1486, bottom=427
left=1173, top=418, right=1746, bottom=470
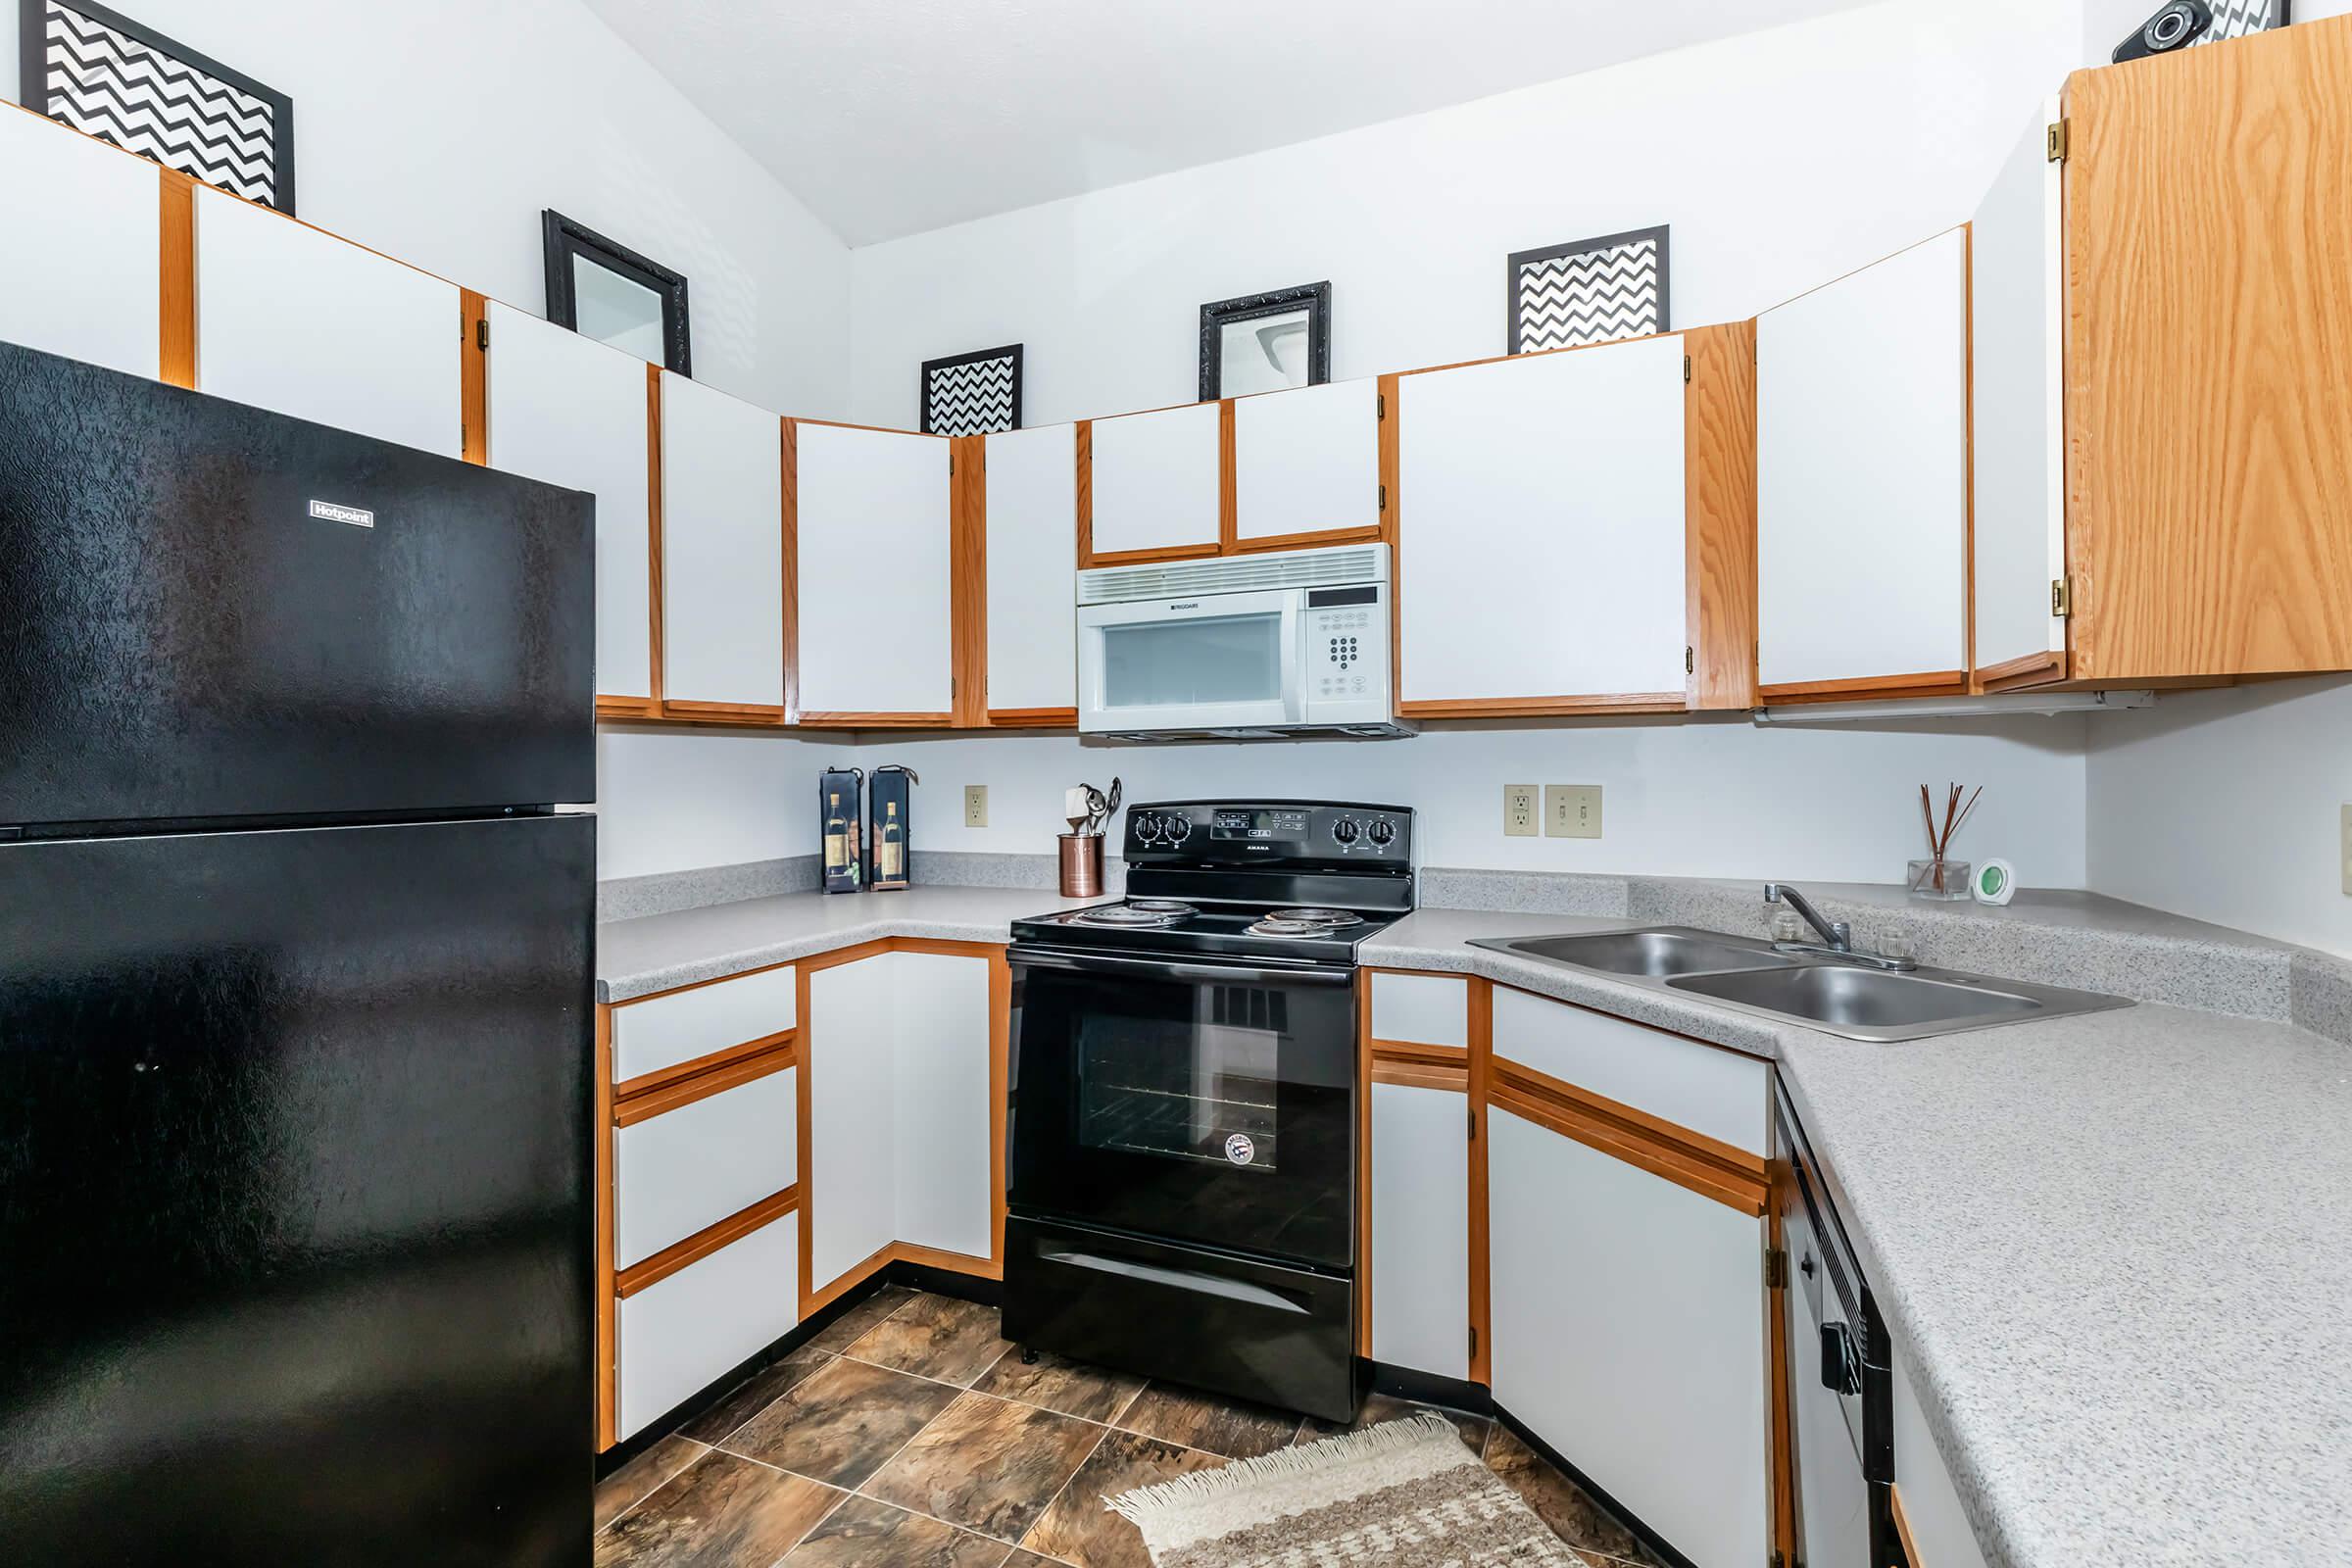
left=1108, top=1411, right=1584, bottom=1566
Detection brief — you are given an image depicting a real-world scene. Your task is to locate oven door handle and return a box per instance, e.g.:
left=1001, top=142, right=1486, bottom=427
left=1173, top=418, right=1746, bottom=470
left=1042, top=1250, right=1313, bottom=1315
left=1011, top=949, right=1355, bottom=987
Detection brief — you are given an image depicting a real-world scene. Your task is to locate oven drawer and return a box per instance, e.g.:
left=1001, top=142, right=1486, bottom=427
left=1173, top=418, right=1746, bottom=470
left=1004, top=1215, right=1358, bottom=1423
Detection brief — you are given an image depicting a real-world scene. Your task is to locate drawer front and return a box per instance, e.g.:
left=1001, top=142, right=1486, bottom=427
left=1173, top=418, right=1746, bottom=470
left=614, top=1065, right=798, bottom=1271
left=1492, top=986, right=1767, bottom=1154
left=1368, top=971, right=1469, bottom=1048
left=616, top=1215, right=799, bottom=1441
left=612, top=965, right=797, bottom=1085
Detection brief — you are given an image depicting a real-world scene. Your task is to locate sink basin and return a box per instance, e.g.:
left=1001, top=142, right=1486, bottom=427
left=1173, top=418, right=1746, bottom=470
left=1468, top=924, right=2132, bottom=1042
left=1477, top=928, right=1794, bottom=978
left=1668, top=964, right=2044, bottom=1034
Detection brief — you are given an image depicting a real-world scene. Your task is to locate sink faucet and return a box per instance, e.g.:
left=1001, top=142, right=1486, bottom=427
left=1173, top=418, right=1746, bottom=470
left=1763, top=883, right=1849, bottom=952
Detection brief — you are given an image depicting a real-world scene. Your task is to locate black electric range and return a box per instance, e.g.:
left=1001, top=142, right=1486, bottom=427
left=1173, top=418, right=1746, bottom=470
left=1003, top=800, right=1413, bottom=1424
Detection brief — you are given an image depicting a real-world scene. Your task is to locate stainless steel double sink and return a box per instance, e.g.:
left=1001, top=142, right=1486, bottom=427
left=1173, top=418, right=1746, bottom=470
left=1467, top=927, right=2132, bottom=1043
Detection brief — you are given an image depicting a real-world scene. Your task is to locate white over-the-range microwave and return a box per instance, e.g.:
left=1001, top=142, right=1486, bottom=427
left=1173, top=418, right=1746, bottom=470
left=1075, top=543, right=1411, bottom=740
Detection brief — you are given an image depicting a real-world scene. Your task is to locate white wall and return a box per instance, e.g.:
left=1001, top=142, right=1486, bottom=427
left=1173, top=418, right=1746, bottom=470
left=596, top=727, right=852, bottom=881
left=2087, top=678, right=2352, bottom=958
left=859, top=720, right=2088, bottom=888
left=3, top=0, right=851, bottom=416
left=846, top=0, right=2085, bottom=427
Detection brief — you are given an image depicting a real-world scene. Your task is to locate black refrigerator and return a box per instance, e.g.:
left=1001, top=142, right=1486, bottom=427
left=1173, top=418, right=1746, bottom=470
left=0, top=341, right=599, bottom=1564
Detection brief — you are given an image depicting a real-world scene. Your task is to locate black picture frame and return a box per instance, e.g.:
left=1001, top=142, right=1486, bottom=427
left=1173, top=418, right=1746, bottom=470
left=920, top=343, right=1024, bottom=436
left=1199, top=281, right=1330, bottom=401
left=541, top=209, right=693, bottom=376
left=21, top=0, right=297, bottom=213
left=1506, top=225, right=1672, bottom=355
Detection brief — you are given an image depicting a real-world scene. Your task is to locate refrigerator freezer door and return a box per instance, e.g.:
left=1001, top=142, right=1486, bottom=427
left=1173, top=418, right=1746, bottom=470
left=0, top=813, right=595, bottom=1565
left=0, top=340, right=594, bottom=828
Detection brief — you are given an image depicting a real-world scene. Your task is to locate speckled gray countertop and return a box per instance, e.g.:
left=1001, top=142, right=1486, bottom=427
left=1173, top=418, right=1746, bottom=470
left=1364, top=907, right=2352, bottom=1568
left=596, top=885, right=1102, bottom=1002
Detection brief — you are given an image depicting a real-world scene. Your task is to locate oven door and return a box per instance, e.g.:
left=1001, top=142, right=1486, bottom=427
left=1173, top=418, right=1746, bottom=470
left=1007, top=946, right=1356, bottom=1270
left=1076, top=589, right=1302, bottom=733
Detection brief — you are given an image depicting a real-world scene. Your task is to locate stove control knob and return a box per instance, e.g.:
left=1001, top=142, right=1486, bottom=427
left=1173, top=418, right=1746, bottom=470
left=1368, top=818, right=1396, bottom=847
left=1332, top=817, right=1361, bottom=846
left=1165, top=814, right=1191, bottom=843
left=1134, top=814, right=1162, bottom=845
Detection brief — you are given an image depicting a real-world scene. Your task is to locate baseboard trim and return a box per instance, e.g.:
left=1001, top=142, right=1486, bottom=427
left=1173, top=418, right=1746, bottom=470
left=1365, top=1358, right=1491, bottom=1414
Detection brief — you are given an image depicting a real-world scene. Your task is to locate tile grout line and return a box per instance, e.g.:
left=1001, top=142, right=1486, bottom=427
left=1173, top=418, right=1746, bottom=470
left=1006, top=1415, right=1113, bottom=1566
left=851, top=1383, right=1108, bottom=1552
left=592, top=1436, right=711, bottom=1540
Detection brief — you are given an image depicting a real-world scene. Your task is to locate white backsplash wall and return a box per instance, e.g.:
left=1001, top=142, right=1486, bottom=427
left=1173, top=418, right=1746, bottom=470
left=855, top=718, right=2089, bottom=889
left=1, top=0, right=852, bottom=417
left=2087, top=677, right=2352, bottom=959
left=596, top=727, right=853, bottom=881
left=845, top=0, right=2086, bottom=428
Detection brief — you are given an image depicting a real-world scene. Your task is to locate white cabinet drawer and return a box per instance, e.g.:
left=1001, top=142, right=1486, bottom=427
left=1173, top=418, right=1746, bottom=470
left=1491, top=986, right=1766, bottom=1154
left=611, top=965, right=797, bottom=1087
left=615, top=1215, right=799, bottom=1441
left=1369, top=972, right=1469, bottom=1048
left=614, top=1065, right=798, bottom=1271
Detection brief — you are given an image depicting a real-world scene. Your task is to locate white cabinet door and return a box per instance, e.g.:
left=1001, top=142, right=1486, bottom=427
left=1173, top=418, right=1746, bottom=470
left=891, top=952, right=993, bottom=1260
left=1397, top=334, right=1689, bottom=705
left=0, top=111, right=159, bottom=378
left=662, top=371, right=783, bottom=709
left=1893, top=1348, right=1992, bottom=1568
left=1090, top=402, right=1221, bottom=557
left=982, top=423, right=1078, bottom=714
left=1758, top=228, right=1970, bottom=690
left=193, top=186, right=460, bottom=456
left=1971, top=102, right=2069, bottom=679
left=1491, top=1108, right=1767, bottom=1568
left=795, top=423, right=953, bottom=715
left=1369, top=1082, right=1468, bottom=1379
left=485, top=303, right=653, bottom=700
left=807, top=956, right=899, bottom=1293
left=1234, top=379, right=1379, bottom=541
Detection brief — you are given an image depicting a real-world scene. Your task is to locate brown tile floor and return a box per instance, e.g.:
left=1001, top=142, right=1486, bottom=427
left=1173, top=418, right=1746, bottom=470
left=595, top=1289, right=1664, bottom=1568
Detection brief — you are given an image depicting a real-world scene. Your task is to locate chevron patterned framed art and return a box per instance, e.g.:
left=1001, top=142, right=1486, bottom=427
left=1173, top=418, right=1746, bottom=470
left=20, top=0, right=295, bottom=213
left=921, top=343, right=1023, bottom=435
left=2197, top=0, right=2288, bottom=43
left=1507, top=226, right=1670, bottom=355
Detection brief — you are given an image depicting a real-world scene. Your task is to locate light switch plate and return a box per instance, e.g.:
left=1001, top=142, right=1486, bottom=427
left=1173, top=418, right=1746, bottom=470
left=1504, top=784, right=1539, bottom=837
left=1545, top=784, right=1602, bottom=839
left=2341, top=803, right=2351, bottom=895
left=964, top=785, right=988, bottom=828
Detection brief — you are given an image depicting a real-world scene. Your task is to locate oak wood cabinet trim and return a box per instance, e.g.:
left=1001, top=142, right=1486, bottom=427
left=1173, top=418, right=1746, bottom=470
left=1891, top=1484, right=1926, bottom=1566
left=985, top=706, right=1081, bottom=727
left=1973, top=649, right=2069, bottom=692
left=1756, top=669, right=1971, bottom=704
left=658, top=699, right=787, bottom=725
left=1217, top=398, right=1239, bottom=552
left=1353, top=978, right=1374, bottom=1352
left=646, top=366, right=667, bottom=707
left=1491, top=1052, right=1767, bottom=1184
left=1467, top=978, right=1494, bottom=1386
left=595, top=1005, right=617, bottom=1448
left=1371, top=1059, right=1470, bottom=1092
left=615, top=1185, right=799, bottom=1298
left=1489, top=1057, right=1767, bottom=1217
left=459, top=288, right=487, bottom=464
left=158, top=167, right=196, bottom=388
left=1684, top=319, right=1760, bottom=710
left=952, top=433, right=989, bottom=727
left=778, top=416, right=801, bottom=722
left=612, top=1041, right=797, bottom=1127
left=1398, top=692, right=1688, bottom=718
left=613, top=1028, right=798, bottom=1102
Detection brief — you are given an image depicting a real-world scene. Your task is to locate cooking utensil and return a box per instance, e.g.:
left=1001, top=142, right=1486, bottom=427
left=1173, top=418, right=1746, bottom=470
left=1064, top=785, right=1090, bottom=837
left=1083, top=784, right=1108, bottom=836
left=1103, top=777, right=1123, bottom=828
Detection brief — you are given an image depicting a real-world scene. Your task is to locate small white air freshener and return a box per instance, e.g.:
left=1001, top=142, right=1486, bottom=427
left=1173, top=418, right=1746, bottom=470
left=1974, top=858, right=2017, bottom=906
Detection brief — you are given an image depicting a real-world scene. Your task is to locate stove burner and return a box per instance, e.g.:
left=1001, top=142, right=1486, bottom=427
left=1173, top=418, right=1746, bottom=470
left=1268, top=906, right=1364, bottom=927
left=1246, top=917, right=1333, bottom=938
left=1069, top=900, right=1198, bottom=928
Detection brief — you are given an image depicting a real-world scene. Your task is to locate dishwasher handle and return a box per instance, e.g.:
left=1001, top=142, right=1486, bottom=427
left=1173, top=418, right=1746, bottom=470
left=1819, top=1320, right=1863, bottom=1397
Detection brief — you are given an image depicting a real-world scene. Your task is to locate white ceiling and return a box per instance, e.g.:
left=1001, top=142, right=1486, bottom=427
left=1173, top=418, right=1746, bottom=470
left=585, top=0, right=1882, bottom=247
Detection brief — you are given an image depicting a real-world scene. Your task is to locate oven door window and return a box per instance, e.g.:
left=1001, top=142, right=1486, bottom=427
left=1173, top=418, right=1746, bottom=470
left=1009, top=958, right=1355, bottom=1269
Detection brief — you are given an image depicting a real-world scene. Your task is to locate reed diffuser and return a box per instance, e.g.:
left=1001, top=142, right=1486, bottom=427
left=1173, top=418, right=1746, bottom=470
left=1910, top=782, right=1982, bottom=901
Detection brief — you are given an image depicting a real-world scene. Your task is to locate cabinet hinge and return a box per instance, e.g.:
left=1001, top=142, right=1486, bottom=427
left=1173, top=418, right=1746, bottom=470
left=1468, top=1325, right=1478, bottom=1358
left=2046, top=119, right=2070, bottom=163
left=1685, top=645, right=1695, bottom=675
left=2051, top=575, right=2075, bottom=618
left=1769, top=1551, right=1788, bottom=1568
left=474, top=317, right=489, bottom=352
left=1683, top=354, right=1692, bottom=384
left=1765, top=1247, right=1789, bottom=1290
left=949, top=453, right=955, bottom=475
left=1377, top=392, right=1387, bottom=419
left=1379, top=483, right=1388, bottom=512
left=1468, top=1105, right=1478, bottom=1139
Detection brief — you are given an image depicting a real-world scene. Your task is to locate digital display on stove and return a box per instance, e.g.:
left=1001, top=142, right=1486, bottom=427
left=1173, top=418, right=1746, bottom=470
left=1211, top=808, right=1309, bottom=840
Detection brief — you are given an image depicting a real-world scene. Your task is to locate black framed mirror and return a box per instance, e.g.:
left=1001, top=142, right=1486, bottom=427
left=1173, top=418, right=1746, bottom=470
left=541, top=210, right=691, bottom=374
left=1199, top=281, right=1330, bottom=401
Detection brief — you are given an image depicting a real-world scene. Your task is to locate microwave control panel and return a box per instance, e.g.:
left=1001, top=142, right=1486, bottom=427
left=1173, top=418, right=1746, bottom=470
left=1301, top=585, right=1386, bottom=718
left=1126, top=801, right=1413, bottom=863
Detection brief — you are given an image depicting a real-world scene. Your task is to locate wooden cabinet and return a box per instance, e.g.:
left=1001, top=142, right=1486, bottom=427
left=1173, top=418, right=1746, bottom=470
left=192, top=185, right=462, bottom=457
left=1757, top=227, right=1971, bottom=701
left=979, top=422, right=1080, bottom=723
left=0, top=106, right=160, bottom=380
left=660, top=370, right=785, bottom=718
left=1892, top=1348, right=1992, bottom=1568
left=789, top=421, right=955, bottom=723
left=1394, top=326, right=1755, bottom=716
left=1487, top=988, right=1772, bottom=1568
left=484, top=303, right=657, bottom=710
left=1233, top=378, right=1382, bottom=548
left=804, top=945, right=997, bottom=1303
left=1084, top=402, right=1222, bottom=561
left=1369, top=1082, right=1470, bottom=1379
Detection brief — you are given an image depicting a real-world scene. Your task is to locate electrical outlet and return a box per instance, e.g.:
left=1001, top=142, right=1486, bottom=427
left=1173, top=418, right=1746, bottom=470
left=1503, top=784, right=1539, bottom=837
left=2341, top=804, right=2351, bottom=896
left=963, top=785, right=988, bottom=828
left=1544, top=784, right=1602, bottom=839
